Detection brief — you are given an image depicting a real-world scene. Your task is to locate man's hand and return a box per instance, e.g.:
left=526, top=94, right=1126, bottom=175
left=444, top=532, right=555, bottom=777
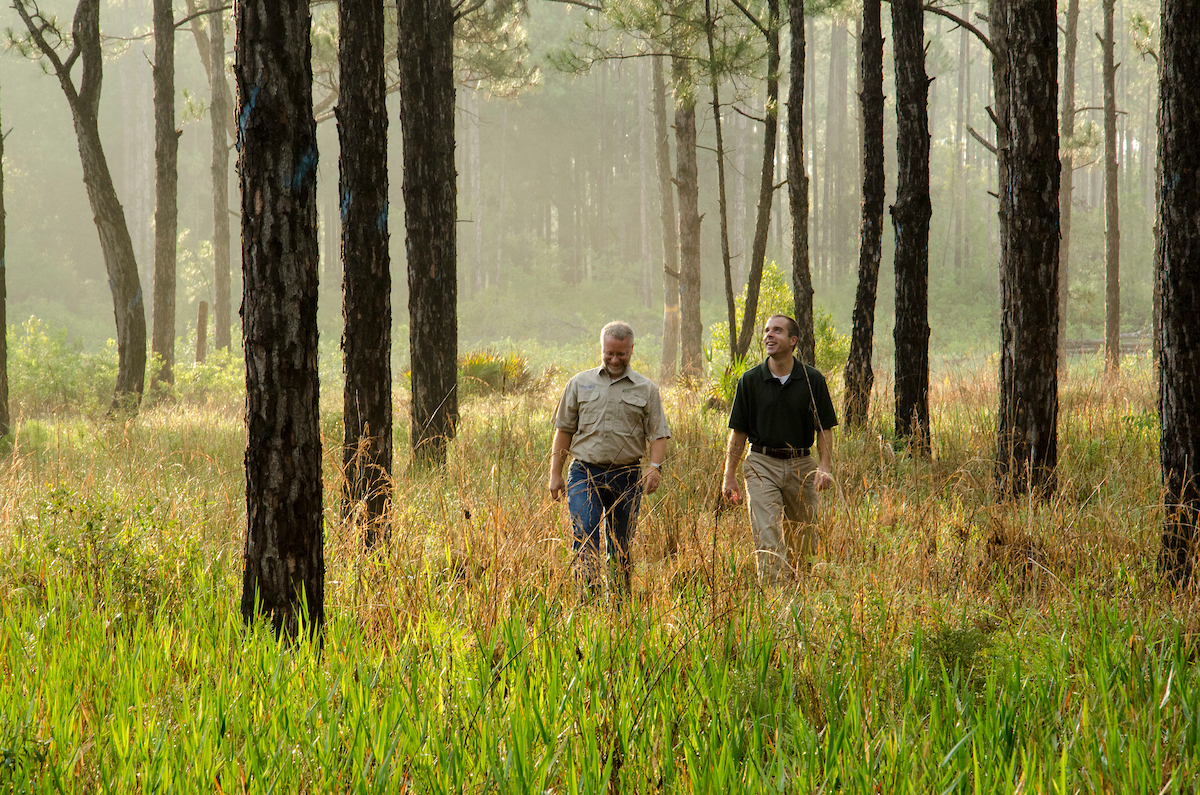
left=722, top=472, right=741, bottom=503
left=549, top=429, right=573, bottom=502
left=722, top=430, right=748, bottom=504
left=549, top=473, right=566, bottom=501
left=642, top=466, right=662, bottom=495
left=813, top=468, right=834, bottom=491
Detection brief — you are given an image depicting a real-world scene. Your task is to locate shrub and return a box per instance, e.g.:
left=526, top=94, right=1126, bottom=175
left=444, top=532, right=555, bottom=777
left=706, top=262, right=849, bottom=405
left=172, top=347, right=246, bottom=405
left=7, top=317, right=118, bottom=414
left=458, top=350, right=531, bottom=396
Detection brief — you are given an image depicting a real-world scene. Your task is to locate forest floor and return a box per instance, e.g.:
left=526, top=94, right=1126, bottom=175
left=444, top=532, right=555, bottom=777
left=1, top=355, right=1197, bottom=792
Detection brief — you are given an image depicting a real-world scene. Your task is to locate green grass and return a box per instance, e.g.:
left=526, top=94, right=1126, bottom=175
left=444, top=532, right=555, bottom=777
left=1, top=355, right=1198, bottom=792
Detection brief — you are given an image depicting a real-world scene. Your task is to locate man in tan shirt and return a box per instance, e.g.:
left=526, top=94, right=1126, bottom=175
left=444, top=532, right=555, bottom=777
left=549, top=322, right=671, bottom=592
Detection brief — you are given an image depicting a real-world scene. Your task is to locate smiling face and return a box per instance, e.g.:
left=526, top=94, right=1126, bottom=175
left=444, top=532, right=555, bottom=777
left=762, top=315, right=798, bottom=359
left=601, top=334, right=634, bottom=378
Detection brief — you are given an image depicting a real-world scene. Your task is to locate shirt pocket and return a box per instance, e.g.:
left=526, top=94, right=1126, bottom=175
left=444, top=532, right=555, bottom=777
left=618, top=391, right=648, bottom=434
left=577, top=388, right=603, bottom=427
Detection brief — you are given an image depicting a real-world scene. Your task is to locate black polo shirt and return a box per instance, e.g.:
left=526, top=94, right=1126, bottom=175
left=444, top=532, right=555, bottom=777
left=727, top=358, right=838, bottom=449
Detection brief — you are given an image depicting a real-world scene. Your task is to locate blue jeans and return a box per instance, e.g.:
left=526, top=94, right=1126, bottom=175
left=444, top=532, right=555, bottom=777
left=567, top=460, right=643, bottom=584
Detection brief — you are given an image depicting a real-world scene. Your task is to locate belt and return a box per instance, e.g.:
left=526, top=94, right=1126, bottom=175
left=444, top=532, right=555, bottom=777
left=750, top=444, right=810, bottom=459
left=579, top=460, right=639, bottom=471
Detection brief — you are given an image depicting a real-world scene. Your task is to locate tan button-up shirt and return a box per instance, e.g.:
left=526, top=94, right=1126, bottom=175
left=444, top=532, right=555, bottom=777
left=554, top=366, right=671, bottom=467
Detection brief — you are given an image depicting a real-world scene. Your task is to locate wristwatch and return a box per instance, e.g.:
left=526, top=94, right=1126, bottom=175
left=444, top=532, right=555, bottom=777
left=648, top=462, right=662, bottom=470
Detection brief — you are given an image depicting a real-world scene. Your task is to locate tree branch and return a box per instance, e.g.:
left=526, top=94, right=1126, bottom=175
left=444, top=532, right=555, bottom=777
left=967, top=124, right=996, bottom=155
left=541, top=0, right=603, bottom=11
left=453, top=0, right=488, bottom=20
left=731, top=104, right=766, bottom=124
left=12, top=0, right=74, bottom=85
left=1075, top=105, right=1127, bottom=115
left=922, top=2, right=996, bottom=57
left=727, top=0, right=767, bottom=37
left=176, top=3, right=229, bottom=30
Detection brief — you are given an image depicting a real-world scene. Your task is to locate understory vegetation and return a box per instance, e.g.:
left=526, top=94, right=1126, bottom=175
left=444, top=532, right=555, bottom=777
left=1, top=339, right=1197, bottom=792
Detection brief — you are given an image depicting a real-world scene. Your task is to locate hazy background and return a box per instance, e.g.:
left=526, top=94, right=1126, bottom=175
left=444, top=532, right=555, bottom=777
left=0, top=0, right=1160, bottom=374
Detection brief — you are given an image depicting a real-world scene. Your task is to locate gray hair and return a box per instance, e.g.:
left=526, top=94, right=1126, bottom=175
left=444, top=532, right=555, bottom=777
left=600, top=321, right=635, bottom=345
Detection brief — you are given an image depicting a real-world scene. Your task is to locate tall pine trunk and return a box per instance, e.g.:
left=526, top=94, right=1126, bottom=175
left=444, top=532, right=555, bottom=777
left=339, top=0, right=392, bottom=542
left=1059, top=0, right=1079, bottom=360
left=734, top=0, right=780, bottom=359
left=890, top=0, right=931, bottom=450
left=0, top=95, right=8, bottom=439
left=152, top=0, right=178, bottom=387
left=995, top=0, right=1060, bottom=497
left=844, top=0, right=884, bottom=427
left=652, top=53, right=681, bottom=384
left=236, top=0, right=325, bottom=638
left=673, top=58, right=703, bottom=377
left=638, top=59, right=653, bottom=308
left=706, top=0, right=735, bottom=356
left=952, top=13, right=967, bottom=277
left=14, top=0, right=147, bottom=411
left=1157, top=0, right=1200, bottom=586
left=788, top=0, right=814, bottom=365
left=210, top=0, right=232, bottom=351
left=1102, top=0, right=1121, bottom=375
left=399, top=0, right=458, bottom=463
left=653, top=53, right=680, bottom=380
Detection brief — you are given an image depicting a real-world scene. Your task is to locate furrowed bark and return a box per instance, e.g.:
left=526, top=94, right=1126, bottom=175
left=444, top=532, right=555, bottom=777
left=237, top=0, right=325, bottom=639
left=339, top=0, right=392, bottom=542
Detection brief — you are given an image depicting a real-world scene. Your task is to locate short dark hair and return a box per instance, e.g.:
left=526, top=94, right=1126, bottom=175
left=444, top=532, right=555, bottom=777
left=768, top=314, right=800, bottom=341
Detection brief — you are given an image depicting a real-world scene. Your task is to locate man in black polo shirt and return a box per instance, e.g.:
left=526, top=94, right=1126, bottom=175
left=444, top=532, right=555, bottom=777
left=721, top=314, right=838, bottom=583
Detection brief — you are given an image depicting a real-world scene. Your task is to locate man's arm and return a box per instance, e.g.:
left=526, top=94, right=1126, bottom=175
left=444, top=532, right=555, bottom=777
left=548, top=429, right=574, bottom=501
left=813, top=428, right=834, bottom=491
left=641, top=436, right=668, bottom=495
left=721, top=430, right=749, bottom=503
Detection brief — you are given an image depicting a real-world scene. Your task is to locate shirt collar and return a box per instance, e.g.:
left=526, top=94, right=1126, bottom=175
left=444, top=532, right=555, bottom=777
left=759, top=357, right=799, bottom=381
left=596, top=365, right=635, bottom=384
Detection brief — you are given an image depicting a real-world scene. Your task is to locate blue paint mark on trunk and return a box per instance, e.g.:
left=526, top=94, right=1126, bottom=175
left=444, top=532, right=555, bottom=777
left=237, top=85, right=260, bottom=154
left=341, top=190, right=352, bottom=223
left=291, top=144, right=318, bottom=192
left=377, top=201, right=388, bottom=233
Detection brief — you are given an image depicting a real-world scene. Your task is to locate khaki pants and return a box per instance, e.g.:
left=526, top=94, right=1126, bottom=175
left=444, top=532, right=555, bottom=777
left=743, top=451, right=820, bottom=584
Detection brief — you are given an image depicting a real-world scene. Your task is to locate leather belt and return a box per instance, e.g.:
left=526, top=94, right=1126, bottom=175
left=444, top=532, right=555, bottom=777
left=580, top=460, right=639, bottom=471
left=750, top=444, right=810, bottom=460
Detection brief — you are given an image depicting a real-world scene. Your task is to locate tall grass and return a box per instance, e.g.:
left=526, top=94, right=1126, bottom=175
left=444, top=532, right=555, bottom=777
left=1, top=353, right=1198, bottom=792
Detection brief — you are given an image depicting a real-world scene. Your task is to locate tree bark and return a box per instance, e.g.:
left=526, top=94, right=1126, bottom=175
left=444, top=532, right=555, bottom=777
left=210, top=0, right=232, bottom=351
left=1102, top=0, right=1121, bottom=375
left=995, top=0, right=1060, bottom=498
left=339, top=0, right=392, bottom=543
left=236, top=0, right=324, bottom=639
left=186, top=0, right=237, bottom=144
left=638, top=59, right=653, bottom=308
left=653, top=53, right=680, bottom=380
left=399, top=0, right=458, bottom=464
left=14, top=0, right=147, bottom=411
left=890, top=0, right=931, bottom=450
left=706, top=0, right=736, bottom=359
left=788, top=0, right=814, bottom=365
left=1058, top=0, right=1079, bottom=360
left=494, top=104, right=508, bottom=285
left=152, top=0, right=178, bottom=387
left=843, top=0, right=884, bottom=428
left=734, top=0, right=780, bottom=360
left=0, top=102, right=8, bottom=439
left=823, top=20, right=850, bottom=286
left=1157, top=0, right=1200, bottom=586
left=952, top=10, right=967, bottom=278
left=673, top=57, right=703, bottom=377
